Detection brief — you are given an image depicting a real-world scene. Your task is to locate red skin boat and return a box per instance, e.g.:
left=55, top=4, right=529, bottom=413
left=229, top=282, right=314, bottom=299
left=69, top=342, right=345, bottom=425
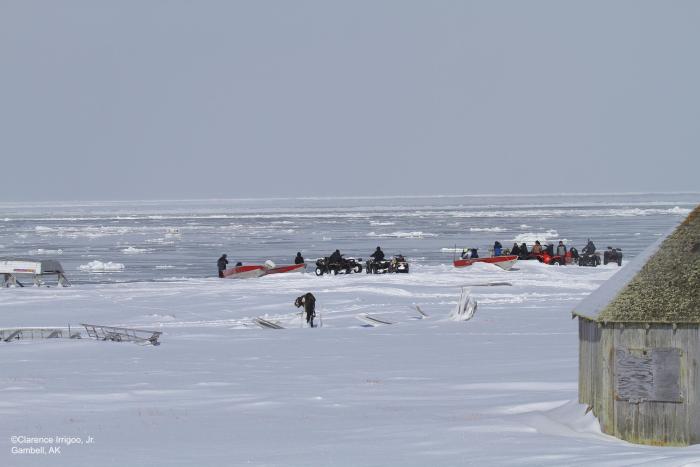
left=264, top=264, right=306, bottom=275
left=223, top=263, right=306, bottom=278
left=222, top=265, right=266, bottom=279
left=453, top=255, right=518, bottom=271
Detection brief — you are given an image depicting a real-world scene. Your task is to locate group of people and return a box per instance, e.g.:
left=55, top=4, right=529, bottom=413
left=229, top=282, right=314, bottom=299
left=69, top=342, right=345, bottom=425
left=218, top=247, right=390, bottom=277
left=473, top=239, right=595, bottom=261
left=505, top=240, right=570, bottom=259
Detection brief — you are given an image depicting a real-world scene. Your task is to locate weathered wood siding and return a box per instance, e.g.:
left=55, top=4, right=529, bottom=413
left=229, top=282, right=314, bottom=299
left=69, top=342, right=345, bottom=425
left=579, top=320, right=700, bottom=446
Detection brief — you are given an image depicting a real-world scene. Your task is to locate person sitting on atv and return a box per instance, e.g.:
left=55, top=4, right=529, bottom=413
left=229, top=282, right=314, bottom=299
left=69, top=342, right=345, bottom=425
left=510, top=243, right=520, bottom=257
left=294, top=252, right=305, bottom=264
left=370, top=246, right=385, bottom=262
left=531, top=241, right=543, bottom=255
left=493, top=241, right=503, bottom=256
left=556, top=241, right=567, bottom=257
left=519, top=243, right=529, bottom=259
left=582, top=239, right=596, bottom=255
left=329, top=249, right=343, bottom=264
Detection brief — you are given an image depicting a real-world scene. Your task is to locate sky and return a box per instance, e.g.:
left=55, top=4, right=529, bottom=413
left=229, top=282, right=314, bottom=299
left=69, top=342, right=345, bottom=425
left=1, top=1, right=698, bottom=201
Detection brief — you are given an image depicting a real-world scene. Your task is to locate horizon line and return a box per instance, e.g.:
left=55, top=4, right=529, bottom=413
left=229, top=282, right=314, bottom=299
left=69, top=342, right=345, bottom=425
left=1, top=191, right=699, bottom=206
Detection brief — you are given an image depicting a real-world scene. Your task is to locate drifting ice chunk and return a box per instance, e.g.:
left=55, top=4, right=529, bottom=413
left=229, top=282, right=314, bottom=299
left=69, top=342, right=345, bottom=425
left=79, top=261, right=125, bottom=272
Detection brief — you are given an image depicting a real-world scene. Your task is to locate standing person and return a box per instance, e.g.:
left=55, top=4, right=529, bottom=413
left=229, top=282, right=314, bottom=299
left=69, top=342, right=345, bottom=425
left=493, top=241, right=503, bottom=256
left=294, top=252, right=304, bottom=264
left=295, top=293, right=317, bottom=328
left=217, top=254, right=229, bottom=278
left=371, top=246, right=385, bottom=261
left=531, top=241, right=543, bottom=255
left=556, top=241, right=567, bottom=257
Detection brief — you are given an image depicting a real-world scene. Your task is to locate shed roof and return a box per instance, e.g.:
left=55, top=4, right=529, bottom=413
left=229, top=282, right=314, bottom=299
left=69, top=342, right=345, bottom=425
left=0, top=259, right=65, bottom=274
left=573, top=205, right=700, bottom=323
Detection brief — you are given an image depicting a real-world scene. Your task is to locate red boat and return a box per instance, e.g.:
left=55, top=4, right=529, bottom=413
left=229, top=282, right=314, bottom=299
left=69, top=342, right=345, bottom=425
left=264, top=264, right=306, bottom=275
left=222, top=265, right=266, bottom=279
left=453, top=255, right=518, bottom=271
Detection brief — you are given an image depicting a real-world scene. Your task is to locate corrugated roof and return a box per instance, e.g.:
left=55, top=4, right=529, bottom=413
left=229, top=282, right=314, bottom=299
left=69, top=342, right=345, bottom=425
left=574, top=205, right=700, bottom=323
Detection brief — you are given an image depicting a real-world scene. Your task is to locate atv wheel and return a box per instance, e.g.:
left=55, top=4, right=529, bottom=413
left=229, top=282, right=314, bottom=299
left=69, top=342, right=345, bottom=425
left=331, top=268, right=338, bottom=276
left=353, top=264, right=362, bottom=273
left=551, top=259, right=560, bottom=266
left=315, top=267, right=324, bottom=276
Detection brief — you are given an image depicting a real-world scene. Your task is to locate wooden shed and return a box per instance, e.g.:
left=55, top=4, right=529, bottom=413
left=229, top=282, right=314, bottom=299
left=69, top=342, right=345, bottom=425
left=573, top=205, right=700, bottom=446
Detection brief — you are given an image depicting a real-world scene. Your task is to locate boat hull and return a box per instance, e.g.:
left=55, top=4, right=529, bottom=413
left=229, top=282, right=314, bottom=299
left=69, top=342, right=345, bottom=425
left=222, top=265, right=266, bottom=279
left=265, top=264, right=306, bottom=275
left=453, top=255, right=518, bottom=271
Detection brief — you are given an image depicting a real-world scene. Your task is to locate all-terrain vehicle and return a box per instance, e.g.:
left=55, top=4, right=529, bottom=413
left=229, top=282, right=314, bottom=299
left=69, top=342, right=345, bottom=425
left=389, top=255, right=409, bottom=273
left=578, top=240, right=601, bottom=267
left=315, top=256, right=363, bottom=276
left=365, top=258, right=391, bottom=274
left=366, top=254, right=410, bottom=274
left=578, top=253, right=601, bottom=267
left=603, top=247, right=623, bottom=266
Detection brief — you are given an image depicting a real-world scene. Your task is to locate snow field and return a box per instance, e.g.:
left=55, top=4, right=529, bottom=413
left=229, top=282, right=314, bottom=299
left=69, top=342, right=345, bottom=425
left=3, top=261, right=700, bottom=465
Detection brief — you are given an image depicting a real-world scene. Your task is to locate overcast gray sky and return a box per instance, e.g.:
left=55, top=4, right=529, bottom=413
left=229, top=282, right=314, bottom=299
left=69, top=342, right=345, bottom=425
left=1, top=1, right=698, bottom=201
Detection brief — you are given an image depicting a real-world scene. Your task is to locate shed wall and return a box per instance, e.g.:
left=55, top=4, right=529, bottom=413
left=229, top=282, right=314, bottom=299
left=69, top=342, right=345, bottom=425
left=579, top=320, right=700, bottom=445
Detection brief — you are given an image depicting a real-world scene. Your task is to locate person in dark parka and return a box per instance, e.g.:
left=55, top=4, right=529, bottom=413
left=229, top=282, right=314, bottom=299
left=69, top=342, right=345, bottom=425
left=519, top=243, right=529, bottom=259
left=511, top=243, right=521, bottom=257
left=217, top=254, right=229, bottom=278
left=329, top=249, right=342, bottom=264
left=295, top=292, right=317, bottom=327
left=294, top=252, right=304, bottom=264
left=370, top=246, right=385, bottom=262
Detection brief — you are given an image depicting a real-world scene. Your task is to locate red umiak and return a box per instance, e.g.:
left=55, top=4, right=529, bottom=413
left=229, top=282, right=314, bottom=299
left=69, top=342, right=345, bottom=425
left=264, top=264, right=306, bottom=275
left=223, top=263, right=306, bottom=278
left=453, top=255, right=518, bottom=271
left=222, top=265, right=266, bottom=279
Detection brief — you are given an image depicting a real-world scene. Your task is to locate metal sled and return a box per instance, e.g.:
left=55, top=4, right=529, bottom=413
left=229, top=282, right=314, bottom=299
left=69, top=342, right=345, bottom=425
left=81, top=323, right=162, bottom=345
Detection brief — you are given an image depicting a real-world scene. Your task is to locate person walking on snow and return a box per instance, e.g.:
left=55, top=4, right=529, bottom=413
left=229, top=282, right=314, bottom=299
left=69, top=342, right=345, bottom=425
left=295, top=292, right=317, bottom=327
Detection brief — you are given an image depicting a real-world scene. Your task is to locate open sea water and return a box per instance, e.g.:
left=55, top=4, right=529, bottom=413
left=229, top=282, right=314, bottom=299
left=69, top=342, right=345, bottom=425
left=0, top=193, right=697, bottom=284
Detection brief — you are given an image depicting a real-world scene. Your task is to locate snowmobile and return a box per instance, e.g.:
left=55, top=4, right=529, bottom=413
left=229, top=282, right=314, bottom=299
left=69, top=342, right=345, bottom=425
left=315, top=256, right=363, bottom=276
left=603, top=247, right=623, bottom=266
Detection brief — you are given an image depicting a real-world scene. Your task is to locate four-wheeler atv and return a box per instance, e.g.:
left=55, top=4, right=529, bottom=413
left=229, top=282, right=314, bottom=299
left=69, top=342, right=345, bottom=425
left=389, top=255, right=409, bottom=273
left=315, top=256, right=363, bottom=276
left=578, top=252, right=601, bottom=267
left=365, top=258, right=391, bottom=274
left=603, top=247, right=623, bottom=266
left=532, top=251, right=567, bottom=265
left=366, top=255, right=410, bottom=274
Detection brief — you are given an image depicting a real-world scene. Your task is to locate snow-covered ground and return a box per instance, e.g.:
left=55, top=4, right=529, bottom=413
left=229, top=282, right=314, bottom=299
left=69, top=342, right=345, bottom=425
left=3, top=261, right=700, bottom=466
